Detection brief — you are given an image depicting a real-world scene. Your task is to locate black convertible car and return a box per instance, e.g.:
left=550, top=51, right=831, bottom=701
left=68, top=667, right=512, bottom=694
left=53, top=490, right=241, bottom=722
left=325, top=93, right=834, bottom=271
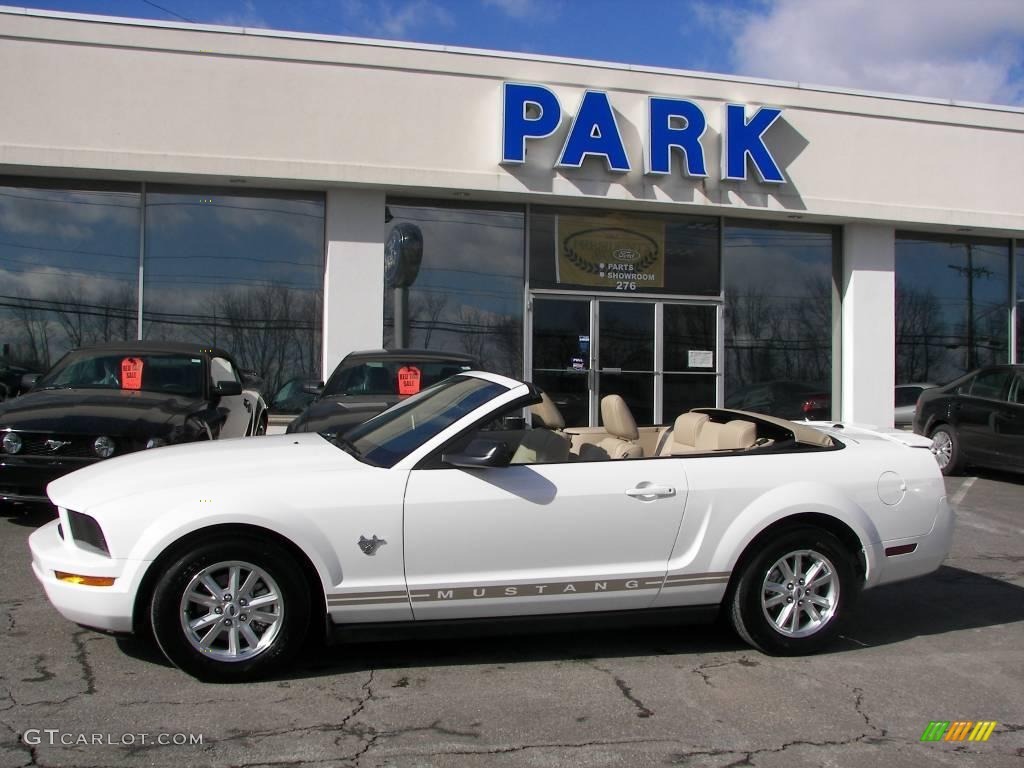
left=0, top=342, right=267, bottom=505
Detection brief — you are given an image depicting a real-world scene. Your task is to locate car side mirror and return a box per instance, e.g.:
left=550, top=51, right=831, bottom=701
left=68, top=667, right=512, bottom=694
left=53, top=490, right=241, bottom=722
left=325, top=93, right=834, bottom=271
left=213, top=381, right=243, bottom=397
left=302, top=381, right=325, bottom=397
left=21, top=373, right=40, bottom=391
left=442, top=438, right=514, bottom=469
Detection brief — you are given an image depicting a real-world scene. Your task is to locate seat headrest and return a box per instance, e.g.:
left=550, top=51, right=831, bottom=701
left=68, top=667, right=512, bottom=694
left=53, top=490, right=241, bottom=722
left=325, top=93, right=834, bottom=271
left=530, top=391, right=565, bottom=430
left=673, top=412, right=709, bottom=446
left=719, top=420, right=757, bottom=450
left=601, top=394, right=639, bottom=441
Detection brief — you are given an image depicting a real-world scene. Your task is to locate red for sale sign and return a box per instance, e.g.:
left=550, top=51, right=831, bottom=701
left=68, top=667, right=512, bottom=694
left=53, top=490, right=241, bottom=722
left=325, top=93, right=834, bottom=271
left=121, top=358, right=143, bottom=390
left=397, top=365, right=421, bottom=396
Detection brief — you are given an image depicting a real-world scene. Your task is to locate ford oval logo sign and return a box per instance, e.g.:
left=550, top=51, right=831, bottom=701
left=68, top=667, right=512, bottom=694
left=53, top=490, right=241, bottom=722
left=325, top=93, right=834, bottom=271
left=614, top=248, right=639, bottom=262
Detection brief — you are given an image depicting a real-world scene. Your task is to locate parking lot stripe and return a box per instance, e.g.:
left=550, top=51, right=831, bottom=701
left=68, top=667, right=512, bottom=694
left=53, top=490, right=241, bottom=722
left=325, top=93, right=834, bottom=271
left=950, top=477, right=976, bottom=508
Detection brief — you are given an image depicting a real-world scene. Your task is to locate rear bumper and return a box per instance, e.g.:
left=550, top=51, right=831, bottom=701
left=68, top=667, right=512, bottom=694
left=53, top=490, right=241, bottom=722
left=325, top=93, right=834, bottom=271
left=29, top=518, right=143, bottom=633
left=874, top=495, right=955, bottom=586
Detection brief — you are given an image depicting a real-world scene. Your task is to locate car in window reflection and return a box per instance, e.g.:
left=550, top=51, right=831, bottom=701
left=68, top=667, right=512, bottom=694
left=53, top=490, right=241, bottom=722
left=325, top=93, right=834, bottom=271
left=0, top=342, right=267, bottom=506
left=894, top=383, right=936, bottom=427
left=726, top=380, right=831, bottom=421
left=913, top=365, right=1024, bottom=475
left=30, top=370, right=952, bottom=682
left=0, top=357, right=40, bottom=402
left=285, top=348, right=474, bottom=437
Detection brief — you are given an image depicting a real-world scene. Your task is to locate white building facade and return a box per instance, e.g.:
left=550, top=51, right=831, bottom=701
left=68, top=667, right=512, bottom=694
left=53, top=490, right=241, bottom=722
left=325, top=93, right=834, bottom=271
left=1, top=7, right=1021, bottom=428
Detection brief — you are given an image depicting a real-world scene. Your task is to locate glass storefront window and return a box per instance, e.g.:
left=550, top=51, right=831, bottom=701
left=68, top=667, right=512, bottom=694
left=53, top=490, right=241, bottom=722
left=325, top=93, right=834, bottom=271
left=723, top=222, right=836, bottom=421
left=530, top=207, right=719, bottom=296
left=383, top=201, right=525, bottom=377
left=0, top=179, right=140, bottom=378
left=142, top=186, right=325, bottom=396
left=1016, top=240, right=1022, bottom=364
left=663, top=304, right=717, bottom=417
left=896, top=233, right=1010, bottom=385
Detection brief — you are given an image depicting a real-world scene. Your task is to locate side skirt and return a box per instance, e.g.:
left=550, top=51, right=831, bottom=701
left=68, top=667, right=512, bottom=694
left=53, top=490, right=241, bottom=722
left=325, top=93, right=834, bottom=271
left=327, top=604, right=721, bottom=645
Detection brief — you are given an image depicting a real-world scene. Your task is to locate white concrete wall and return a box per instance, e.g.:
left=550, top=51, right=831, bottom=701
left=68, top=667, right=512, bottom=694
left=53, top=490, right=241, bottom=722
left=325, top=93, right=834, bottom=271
left=841, top=224, right=896, bottom=428
left=322, top=189, right=385, bottom=379
left=0, top=9, right=1022, bottom=237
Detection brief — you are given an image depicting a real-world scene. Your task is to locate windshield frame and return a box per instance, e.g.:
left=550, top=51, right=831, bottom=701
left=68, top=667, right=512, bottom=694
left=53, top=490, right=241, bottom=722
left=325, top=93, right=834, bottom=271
left=337, top=374, right=512, bottom=468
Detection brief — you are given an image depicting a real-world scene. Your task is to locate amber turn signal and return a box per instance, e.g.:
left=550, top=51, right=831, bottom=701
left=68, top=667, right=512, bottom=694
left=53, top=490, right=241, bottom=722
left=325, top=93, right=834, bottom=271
left=54, top=571, right=116, bottom=587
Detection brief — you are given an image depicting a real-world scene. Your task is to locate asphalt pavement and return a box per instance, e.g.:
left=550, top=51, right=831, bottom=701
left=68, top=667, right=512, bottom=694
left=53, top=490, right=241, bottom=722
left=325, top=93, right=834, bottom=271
left=0, top=470, right=1022, bottom=767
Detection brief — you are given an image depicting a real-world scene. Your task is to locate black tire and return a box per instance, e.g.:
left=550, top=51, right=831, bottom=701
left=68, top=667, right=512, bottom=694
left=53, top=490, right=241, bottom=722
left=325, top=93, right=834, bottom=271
left=730, top=527, right=857, bottom=656
left=929, top=425, right=964, bottom=476
left=150, top=537, right=310, bottom=682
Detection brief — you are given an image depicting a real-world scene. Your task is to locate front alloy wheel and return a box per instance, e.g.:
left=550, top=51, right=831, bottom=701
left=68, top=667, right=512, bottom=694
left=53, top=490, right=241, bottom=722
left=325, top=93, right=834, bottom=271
left=731, top=527, right=856, bottom=655
left=151, top=538, right=310, bottom=682
left=179, top=561, right=284, bottom=662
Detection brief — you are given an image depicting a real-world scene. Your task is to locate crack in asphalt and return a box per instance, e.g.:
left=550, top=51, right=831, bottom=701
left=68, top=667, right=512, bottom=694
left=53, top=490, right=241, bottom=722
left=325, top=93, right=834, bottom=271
left=691, top=656, right=761, bottom=688
left=0, top=715, right=39, bottom=768
left=70, top=630, right=97, bottom=696
left=847, top=684, right=887, bottom=738
left=405, top=736, right=682, bottom=759
left=670, top=733, right=887, bottom=766
left=21, top=655, right=55, bottom=684
left=1, top=600, right=22, bottom=634
left=583, top=660, right=653, bottom=718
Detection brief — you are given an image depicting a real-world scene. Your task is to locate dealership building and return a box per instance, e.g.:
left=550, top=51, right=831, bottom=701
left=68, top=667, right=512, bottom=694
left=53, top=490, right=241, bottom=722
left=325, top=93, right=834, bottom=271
left=1, top=7, right=1022, bottom=428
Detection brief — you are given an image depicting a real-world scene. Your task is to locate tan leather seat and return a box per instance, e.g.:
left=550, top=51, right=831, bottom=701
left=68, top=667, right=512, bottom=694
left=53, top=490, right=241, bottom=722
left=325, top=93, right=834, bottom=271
left=530, top=392, right=565, bottom=431
left=511, top=392, right=571, bottom=464
left=695, top=419, right=758, bottom=451
left=657, top=411, right=710, bottom=456
left=578, top=395, right=644, bottom=460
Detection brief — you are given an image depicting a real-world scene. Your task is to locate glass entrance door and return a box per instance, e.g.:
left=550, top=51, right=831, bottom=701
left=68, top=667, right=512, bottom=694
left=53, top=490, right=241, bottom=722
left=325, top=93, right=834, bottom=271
left=531, top=296, right=718, bottom=427
left=531, top=297, right=592, bottom=427
left=597, top=301, right=655, bottom=425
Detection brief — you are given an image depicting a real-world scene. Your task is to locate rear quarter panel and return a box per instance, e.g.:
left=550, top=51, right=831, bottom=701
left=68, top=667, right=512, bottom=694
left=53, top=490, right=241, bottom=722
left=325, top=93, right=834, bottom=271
left=654, top=437, right=945, bottom=602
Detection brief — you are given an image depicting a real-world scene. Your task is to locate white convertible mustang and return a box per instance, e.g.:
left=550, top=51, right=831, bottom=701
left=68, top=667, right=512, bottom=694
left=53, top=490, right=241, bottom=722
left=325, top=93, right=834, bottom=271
left=30, top=372, right=953, bottom=681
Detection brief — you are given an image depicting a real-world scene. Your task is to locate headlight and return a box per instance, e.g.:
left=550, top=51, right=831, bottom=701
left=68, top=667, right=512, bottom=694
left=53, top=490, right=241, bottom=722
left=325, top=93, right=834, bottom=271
left=2, top=432, right=22, bottom=454
left=146, top=437, right=168, bottom=449
left=92, top=436, right=116, bottom=458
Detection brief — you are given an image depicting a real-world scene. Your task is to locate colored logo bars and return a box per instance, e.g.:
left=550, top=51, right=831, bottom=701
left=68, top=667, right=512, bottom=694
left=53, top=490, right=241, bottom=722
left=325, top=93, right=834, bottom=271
left=920, top=721, right=997, bottom=742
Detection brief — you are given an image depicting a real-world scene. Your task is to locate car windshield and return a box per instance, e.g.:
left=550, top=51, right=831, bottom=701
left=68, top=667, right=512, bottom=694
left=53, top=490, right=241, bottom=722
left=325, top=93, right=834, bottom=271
left=342, top=375, right=507, bottom=467
left=37, top=352, right=205, bottom=398
left=323, top=359, right=472, bottom=397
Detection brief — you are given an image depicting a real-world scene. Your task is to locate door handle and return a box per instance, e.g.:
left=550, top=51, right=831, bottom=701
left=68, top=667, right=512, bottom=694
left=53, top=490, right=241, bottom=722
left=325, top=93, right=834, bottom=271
left=626, top=484, right=676, bottom=500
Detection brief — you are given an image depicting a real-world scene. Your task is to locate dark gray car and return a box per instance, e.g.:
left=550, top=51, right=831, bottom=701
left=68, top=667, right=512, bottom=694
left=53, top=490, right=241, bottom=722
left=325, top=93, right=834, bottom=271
left=913, top=365, right=1024, bottom=475
left=286, top=349, right=475, bottom=437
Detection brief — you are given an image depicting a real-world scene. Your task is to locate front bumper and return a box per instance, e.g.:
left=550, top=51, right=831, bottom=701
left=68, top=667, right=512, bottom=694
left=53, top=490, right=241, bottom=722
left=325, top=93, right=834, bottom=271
left=1, top=455, right=97, bottom=504
left=29, top=518, right=144, bottom=633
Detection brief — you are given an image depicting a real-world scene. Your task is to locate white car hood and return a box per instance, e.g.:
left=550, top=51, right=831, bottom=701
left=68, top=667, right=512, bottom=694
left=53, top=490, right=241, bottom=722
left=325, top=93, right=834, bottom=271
left=47, top=433, right=361, bottom=511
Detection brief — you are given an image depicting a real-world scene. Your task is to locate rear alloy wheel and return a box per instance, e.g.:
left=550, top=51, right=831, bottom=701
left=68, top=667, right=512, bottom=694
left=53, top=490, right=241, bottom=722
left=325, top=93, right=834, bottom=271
left=731, top=527, right=856, bottom=655
left=150, top=538, right=310, bottom=682
left=929, top=425, right=963, bottom=476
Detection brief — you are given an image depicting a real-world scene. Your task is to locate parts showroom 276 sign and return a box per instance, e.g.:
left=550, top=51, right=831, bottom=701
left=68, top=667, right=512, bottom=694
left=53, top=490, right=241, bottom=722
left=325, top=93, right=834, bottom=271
left=557, top=217, right=664, bottom=291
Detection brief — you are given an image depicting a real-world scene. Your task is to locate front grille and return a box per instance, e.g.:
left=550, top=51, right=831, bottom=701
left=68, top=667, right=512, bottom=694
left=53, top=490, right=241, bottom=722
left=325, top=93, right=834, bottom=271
left=2, top=432, right=144, bottom=459
left=16, top=433, right=97, bottom=458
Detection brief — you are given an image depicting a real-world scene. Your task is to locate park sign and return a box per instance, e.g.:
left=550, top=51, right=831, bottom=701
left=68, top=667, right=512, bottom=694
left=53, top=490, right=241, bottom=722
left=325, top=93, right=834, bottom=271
left=501, top=82, right=786, bottom=184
